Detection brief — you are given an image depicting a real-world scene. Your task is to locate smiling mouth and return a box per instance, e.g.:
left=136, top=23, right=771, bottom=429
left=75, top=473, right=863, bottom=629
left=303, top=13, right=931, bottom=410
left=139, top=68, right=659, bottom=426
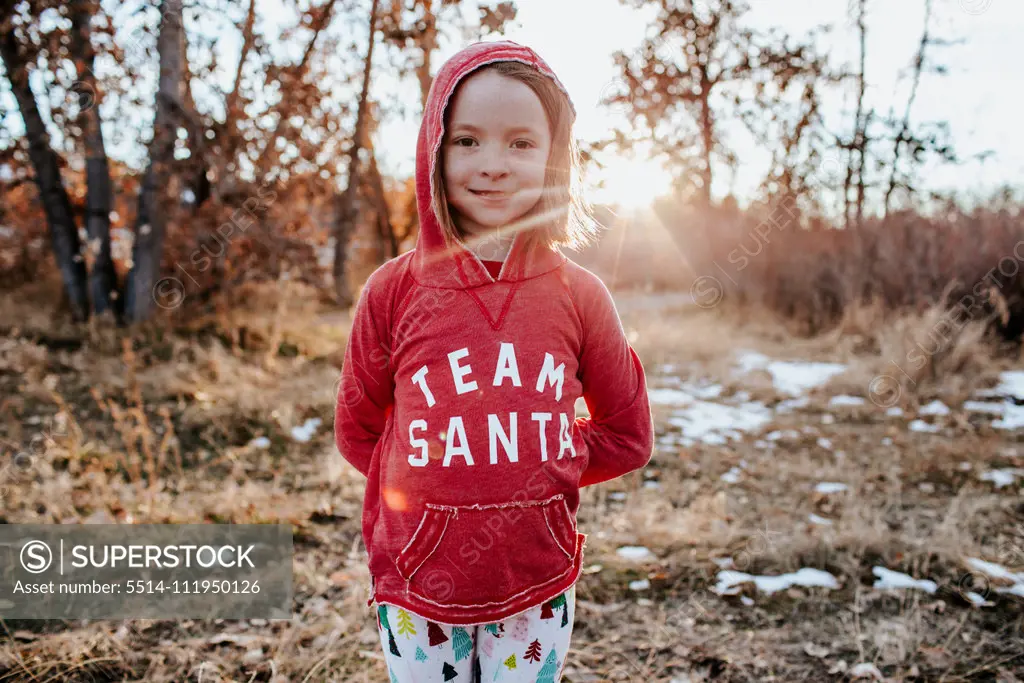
left=470, top=189, right=511, bottom=198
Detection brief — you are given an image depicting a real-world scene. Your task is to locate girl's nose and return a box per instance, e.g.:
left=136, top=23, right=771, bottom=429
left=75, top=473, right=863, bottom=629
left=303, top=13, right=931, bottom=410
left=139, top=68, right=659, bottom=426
left=480, top=148, right=510, bottom=179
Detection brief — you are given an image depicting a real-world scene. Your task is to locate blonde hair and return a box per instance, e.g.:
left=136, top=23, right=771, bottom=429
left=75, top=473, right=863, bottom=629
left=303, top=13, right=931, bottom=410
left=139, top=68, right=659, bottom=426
left=431, top=61, right=598, bottom=253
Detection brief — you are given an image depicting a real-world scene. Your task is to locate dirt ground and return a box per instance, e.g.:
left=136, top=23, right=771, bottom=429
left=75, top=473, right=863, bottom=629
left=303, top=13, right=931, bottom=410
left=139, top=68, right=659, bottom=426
left=0, top=288, right=1022, bottom=682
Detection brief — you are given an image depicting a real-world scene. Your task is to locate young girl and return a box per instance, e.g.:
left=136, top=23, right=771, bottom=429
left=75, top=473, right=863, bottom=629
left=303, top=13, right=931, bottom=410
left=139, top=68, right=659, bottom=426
left=335, top=40, right=654, bottom=682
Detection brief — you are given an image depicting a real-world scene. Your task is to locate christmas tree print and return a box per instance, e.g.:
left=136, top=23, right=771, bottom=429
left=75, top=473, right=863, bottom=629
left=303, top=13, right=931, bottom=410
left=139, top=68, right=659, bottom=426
left=452, top=627, right=473, bottom=662
left=473, top=655, right=482, bottom=681
left=524, top=639, right=543, bottom=663
left=550, top=591, right=569, bottom=628
left=504, top=653, right=517, bottom=670
left=535, top=648, right=558, bottom=683
left=388, top=628, right=401, bottom=657
left=442, top=661, right=458, bottom=681
left=540, top=601, right=554, bottom=619
left=510, top=615, right=530, bottom=642
left=428, top=621, right=449, bottom=647
left=389, top=665, right=400, bottom=683
left=378, top=605, right=391, bottom=631
left=396, top=608, right=416, bottom=637
left=415, top=646, right=428, bottom=662
left=484, top=623, right=504, bottom=638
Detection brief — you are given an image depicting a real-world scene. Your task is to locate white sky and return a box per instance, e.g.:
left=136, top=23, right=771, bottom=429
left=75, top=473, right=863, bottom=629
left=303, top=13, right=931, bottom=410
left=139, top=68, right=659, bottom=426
left=373, top=0, right=1024, bottom=207
left=1, top=0, right=1021, bottom=211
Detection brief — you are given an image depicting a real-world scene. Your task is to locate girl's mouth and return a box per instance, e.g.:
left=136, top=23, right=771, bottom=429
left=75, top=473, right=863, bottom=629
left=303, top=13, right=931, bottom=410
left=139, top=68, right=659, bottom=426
left=470, top=189, right=510, bottom=199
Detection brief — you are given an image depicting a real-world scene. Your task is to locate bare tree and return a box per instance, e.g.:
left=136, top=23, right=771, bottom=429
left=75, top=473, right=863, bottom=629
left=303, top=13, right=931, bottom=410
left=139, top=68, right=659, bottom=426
left=125, top=0, right=186, bottom=323
left=334, top=0, right=380, bottom=307
left=843, top=0, right=869, bottom=229
left=605, top=0, right=819, bottom=206
left=0, top=2, right=89, bottom=321
left=69, top=0, right=121, bottom=320
left=882, top=0, right=956, bottom=217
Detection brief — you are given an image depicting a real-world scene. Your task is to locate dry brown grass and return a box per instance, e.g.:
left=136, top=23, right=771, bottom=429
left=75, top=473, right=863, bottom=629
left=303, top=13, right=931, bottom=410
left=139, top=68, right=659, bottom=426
left=1, top=285, right=1023, bottom=682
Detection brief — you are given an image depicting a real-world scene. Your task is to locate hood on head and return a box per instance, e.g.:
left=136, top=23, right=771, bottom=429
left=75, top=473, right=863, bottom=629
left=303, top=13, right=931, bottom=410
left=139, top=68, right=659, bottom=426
left=412, top=40, right=575, bottom=289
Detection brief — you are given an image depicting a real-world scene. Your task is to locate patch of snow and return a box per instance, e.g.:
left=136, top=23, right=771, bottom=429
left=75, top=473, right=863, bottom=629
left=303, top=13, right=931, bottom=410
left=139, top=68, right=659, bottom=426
left=290, top=417, right=322, bottom=443
left=976, top=371, right=1024, bottom=399
left=908, top=419, right=940, bottom=433
left=247, top=436, right=271, bottom=449
left=643, top=480, right=661, bottom=489
left=649, top=383, right=723, bottom=406
left=713, top=567, right=840, bottom=596
left=971, top=373, right=1024, bottom=430
left=814, top=482, right=848, bottom=495
left=616, top=546, right=654, bottom=561
left=918, top=400, right=950, bottom=416
left=871, top=567, right=937, bottom=594
left=849, top=663, right=884, bottom=680
left=830, top=395, right=866, bottom=407
left=666, top=399, right=773, bottom=447
left=648, top=388, right=693, bottom=405
left=735, top=350, right=772, bottom=374
left=740, top=596, right=755, bottom=606
left=963, top=591, right=990, bottom=607
left=808, top=514, right=833, bottom=526
left=720, top=467, right=742, bottom=484
left=735, top=351, right=847, bottom=397
left=886, top=406, right=904, bottom=417
left=881, top=437, right=893, bottom=446
left=979, top=469, right=1024, bottom=488
left=628, top=578, right=650, bottom=591
left=816, top=437, right=833, bottom=450
left=992, top=404, right=1024, bottom=430
left=821, top=413, right=836, bottom=425
left=964, top=558, right=1024, bottom=598
left=775, top=396, right=810, bottom=413
left=765, top=429, right=800, bottom=442
left=711, top=557, right=734, bottom=569
left=963, top=400, right=1005, bottom=415
left=608, top=491, right=628, bottom=501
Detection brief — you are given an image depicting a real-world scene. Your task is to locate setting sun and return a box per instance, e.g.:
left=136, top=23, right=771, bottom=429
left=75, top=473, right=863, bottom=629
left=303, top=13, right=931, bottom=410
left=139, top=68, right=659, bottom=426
left=589, top=154, right=673, bottom=209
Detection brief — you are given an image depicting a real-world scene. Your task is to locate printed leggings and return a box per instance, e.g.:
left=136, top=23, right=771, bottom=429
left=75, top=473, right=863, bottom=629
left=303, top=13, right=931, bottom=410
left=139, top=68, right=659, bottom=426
left=376, top=585, right=575, bottom=682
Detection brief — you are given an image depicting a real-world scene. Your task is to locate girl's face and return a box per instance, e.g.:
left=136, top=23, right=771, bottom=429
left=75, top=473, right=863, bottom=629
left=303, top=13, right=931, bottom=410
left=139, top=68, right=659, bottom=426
left=442, top=69, right=552, bottom=239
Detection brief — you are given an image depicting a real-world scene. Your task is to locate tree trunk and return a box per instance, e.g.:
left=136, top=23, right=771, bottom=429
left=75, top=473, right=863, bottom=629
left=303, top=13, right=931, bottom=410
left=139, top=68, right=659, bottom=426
left=367, top=144, right=396, bottom=259
left=333, top=0, right=380, bottom=307
left=125, top=0, right=186, bottom=323
left=854, top=0, right=867, bottom=227
left=0, top=12, right=89, bottom=321
left=69, top=0, right=121, bottom=321
left=416, top=2, right=437, bottom=110
left=884, top=0, right=931, bottom=218
left=698, top=88, right=714, bottom=205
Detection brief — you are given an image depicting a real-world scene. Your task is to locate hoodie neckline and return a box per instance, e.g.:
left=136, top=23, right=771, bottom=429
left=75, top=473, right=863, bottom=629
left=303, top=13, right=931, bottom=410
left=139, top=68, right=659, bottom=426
left=410, top=40, right=573, bottom=290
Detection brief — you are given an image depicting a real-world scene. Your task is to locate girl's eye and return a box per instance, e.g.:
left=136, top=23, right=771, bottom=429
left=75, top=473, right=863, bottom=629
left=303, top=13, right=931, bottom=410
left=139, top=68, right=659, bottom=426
left=512, top=140, right=534, bottom=150
left=453, top=138, right=477, bottom=147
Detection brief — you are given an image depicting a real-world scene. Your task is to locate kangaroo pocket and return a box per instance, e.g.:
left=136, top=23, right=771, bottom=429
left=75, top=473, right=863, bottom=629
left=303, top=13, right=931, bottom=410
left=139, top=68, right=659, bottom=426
left=393, top=493, right=577, bottom=609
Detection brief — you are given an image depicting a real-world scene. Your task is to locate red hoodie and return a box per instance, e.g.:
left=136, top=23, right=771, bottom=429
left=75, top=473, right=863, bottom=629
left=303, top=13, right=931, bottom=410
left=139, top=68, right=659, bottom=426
left=334, top=40, right=654, bottom=626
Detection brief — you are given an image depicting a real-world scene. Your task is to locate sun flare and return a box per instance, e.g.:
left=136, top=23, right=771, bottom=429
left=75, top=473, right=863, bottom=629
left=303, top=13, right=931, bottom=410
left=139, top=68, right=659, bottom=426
left=590, top=155, right=673, bottom=210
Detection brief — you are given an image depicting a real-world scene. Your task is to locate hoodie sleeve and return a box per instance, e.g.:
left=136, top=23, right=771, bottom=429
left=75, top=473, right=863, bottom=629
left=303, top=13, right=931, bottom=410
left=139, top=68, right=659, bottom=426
left=573, top=273, right=655, bottom=488
left=334, top=275, right=395, bottom=478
